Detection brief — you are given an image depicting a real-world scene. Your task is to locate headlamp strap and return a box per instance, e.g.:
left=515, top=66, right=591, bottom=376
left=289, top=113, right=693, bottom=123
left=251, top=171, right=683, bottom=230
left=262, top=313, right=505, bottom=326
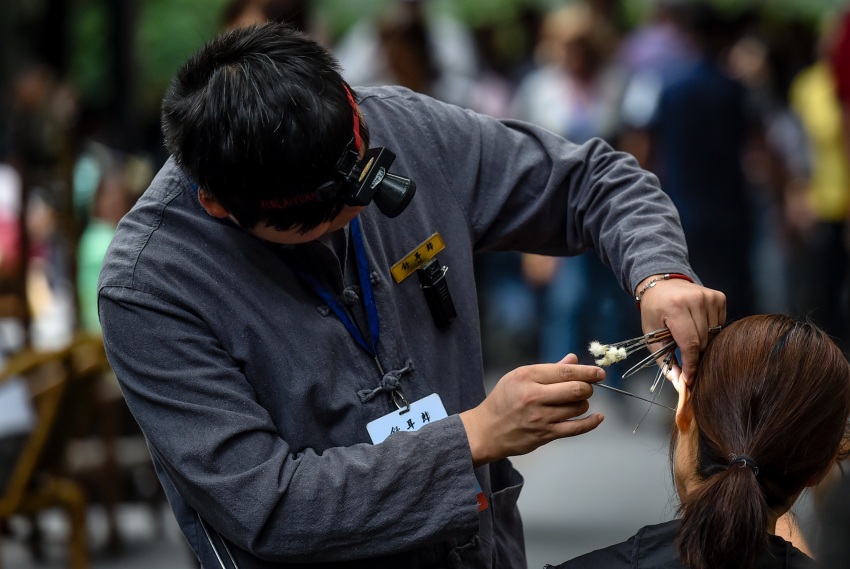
left=343, top=84, right=363, bottom=152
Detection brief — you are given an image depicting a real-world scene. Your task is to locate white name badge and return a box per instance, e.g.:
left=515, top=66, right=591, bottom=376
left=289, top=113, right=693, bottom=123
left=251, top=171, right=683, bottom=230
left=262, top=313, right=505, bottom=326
left=367, top=393, right=448, bottom=444
left=366, top=393, right=490, bottom=511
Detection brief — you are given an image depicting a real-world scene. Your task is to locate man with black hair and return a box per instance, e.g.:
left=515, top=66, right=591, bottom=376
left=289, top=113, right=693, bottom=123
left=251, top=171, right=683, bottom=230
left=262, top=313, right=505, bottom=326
left=98, top=23, right=725, bottom=568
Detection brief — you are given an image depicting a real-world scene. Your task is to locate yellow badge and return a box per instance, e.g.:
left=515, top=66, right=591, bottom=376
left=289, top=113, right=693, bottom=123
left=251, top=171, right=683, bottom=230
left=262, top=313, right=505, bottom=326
left=390, top=232, right=446, bottom=284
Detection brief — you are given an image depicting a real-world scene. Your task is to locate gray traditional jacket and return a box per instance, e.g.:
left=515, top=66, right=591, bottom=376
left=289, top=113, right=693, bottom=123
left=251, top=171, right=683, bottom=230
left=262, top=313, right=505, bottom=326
left=98, top=86, right=693, bottom=568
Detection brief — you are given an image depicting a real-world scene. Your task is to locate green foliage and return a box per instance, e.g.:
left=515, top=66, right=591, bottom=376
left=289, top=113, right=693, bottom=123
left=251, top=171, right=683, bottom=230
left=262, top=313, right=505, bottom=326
left=313, top=0, right=389, bottom=41
left=450, top=0, right=530, bottom=27
left=70, top=0, right=229, bottom=112
left=69, top=0, right=111, bottom=108
left=137, top=0, right=230, bottom=110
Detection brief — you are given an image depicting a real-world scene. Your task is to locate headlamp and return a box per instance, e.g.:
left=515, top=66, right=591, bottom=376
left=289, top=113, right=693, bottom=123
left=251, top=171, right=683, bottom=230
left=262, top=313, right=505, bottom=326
left=316, top=139, right=416, bottom=218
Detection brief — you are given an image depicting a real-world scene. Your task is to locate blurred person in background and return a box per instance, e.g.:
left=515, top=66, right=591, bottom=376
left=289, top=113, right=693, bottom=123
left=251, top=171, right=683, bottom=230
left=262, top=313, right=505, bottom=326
left=6, top=62, right=66, bottom=195
left=98, top=23, right=725, bottom=568
left=617, top=0, right=697, bottom=147
left=220, top=0, right=324, bottom=40
left=830, top=6, right=850, bottom=142
left=812, top=9, right=850, bottom=567
left=725, top=26, right=810, bottom=316
left=76, top=160, right=139, bottom=332
left=511, top=1, right=621, bottom=142
left=0, top=162, right=24, bottom=355
left=464, top=22, right=517, bottom=120
left=5, top=58, right=79, bottom=350
left=547, top=314, right=850, bottom=569
left=373, top=1, right=474, bottom=107
left=511, top=2, right=638, bottom=395
left=636, top=1, right=757, bottom=322
left=334, top=0, right=479, bottom=108
left=25, top=188, right=75, bottom=348
left=787, top=12, right=850, bottom=354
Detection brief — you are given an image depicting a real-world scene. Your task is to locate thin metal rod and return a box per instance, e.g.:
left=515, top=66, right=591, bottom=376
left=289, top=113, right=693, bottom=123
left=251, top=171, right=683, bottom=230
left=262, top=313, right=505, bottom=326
left=606, top=327, right=673, bottom=356
left=595, top=382, right=675, bottom=411
left=620, top=325, right=723, bottom=379
left=622, top=341, right=677, bottom=379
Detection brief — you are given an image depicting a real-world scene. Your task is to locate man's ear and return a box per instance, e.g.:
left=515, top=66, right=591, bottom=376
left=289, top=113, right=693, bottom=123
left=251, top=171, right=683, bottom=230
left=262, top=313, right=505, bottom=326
left=197, top=188, right=230, bottom=218
left=675, top=381, right=694, bottom=434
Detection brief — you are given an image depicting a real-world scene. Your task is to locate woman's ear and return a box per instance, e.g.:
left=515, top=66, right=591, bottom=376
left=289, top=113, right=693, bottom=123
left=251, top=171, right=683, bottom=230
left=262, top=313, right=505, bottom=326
left=675, top=378, right=694, bottom=434
left=197, top=188, right=230, bottom=218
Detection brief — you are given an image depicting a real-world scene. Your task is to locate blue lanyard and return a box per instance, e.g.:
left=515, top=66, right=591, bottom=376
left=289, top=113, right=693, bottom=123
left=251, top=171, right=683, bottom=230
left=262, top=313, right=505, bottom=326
left=189, top=179, right=380, bottom=356
left=287, top=217, right=380, bottom=358
left=190, top=180, right=380, bottom=361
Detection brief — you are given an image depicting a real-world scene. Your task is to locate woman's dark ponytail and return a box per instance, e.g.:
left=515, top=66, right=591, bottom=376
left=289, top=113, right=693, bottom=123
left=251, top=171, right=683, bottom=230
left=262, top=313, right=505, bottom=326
left=677, top=450, right=768, bottom=569
left=674, top=315, right=850, bottom=569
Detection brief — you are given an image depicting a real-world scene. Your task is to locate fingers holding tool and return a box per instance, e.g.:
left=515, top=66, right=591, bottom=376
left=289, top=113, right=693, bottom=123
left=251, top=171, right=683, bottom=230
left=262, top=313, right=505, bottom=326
left=460, top=355, right=605, bottom=467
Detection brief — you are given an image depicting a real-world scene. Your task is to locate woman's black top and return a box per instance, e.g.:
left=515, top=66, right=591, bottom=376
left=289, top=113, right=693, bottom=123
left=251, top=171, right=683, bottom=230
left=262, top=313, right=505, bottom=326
left=546, top=520, right=815, bottom=569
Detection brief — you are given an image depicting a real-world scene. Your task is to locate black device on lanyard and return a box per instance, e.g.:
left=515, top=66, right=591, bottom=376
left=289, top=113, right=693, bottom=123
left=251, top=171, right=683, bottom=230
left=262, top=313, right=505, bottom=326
left=417, top=258, right=456, bottom=328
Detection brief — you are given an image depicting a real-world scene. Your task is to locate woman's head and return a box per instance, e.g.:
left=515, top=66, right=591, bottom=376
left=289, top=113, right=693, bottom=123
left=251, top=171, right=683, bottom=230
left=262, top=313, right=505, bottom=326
left=672, top=314, right=850, bottom=569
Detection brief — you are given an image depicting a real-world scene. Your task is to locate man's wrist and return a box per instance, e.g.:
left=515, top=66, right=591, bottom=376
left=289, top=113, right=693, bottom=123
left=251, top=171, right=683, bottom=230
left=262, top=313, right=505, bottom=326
left=459, top=408, right=496, bottom=469
left=634, top=273, right=694, bottom=308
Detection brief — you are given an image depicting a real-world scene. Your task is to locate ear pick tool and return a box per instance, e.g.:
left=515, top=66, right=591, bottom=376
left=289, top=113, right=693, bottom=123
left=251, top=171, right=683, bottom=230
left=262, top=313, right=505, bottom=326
left=588, top=326, right=722, bottom=432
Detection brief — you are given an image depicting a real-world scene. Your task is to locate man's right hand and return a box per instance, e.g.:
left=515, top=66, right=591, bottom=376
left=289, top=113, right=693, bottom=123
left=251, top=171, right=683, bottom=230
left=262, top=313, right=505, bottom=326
left=459, top=354, right=605, bottom=468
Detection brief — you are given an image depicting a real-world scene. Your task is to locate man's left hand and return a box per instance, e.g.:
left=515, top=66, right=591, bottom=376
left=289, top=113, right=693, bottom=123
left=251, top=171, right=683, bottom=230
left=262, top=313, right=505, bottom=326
left=636, top=275, right=726, bottom=385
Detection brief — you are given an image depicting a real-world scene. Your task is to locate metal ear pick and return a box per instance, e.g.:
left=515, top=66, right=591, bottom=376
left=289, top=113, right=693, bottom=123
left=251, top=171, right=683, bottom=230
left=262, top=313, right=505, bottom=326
left=588, top=381, right=674, bottom=413
left=588, top=326, right=721, bottom=432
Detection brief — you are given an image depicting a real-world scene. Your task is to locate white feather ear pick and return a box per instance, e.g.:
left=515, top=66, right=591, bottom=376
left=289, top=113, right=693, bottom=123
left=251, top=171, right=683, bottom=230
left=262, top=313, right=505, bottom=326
left=588, top=327, right=674, bottom=367
left=586, top=325, right=722, bottom=432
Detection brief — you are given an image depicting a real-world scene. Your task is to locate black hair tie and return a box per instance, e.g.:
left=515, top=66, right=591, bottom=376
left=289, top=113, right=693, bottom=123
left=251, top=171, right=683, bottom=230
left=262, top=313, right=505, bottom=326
left=728, top=454, right=759, bottom=477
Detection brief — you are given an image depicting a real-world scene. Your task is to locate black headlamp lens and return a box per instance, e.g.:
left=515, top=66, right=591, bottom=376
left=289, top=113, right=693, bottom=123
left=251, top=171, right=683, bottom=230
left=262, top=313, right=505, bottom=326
left=371, top=172, right=416, bottom=217
left=333, top=145, right=416, bottom=217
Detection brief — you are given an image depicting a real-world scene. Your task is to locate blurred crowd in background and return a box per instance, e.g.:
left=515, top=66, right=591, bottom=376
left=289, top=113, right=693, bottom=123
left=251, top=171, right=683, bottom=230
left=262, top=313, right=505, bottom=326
left=1, top=0, right=849, bottom=365
left=0, top=0, right=849, bottom=566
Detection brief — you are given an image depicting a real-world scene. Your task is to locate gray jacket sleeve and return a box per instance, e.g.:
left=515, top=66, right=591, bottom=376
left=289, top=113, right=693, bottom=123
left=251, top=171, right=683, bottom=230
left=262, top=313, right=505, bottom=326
left=99, top=285, right=480, bottom=562
left=362, top=87, right=695, bottom=293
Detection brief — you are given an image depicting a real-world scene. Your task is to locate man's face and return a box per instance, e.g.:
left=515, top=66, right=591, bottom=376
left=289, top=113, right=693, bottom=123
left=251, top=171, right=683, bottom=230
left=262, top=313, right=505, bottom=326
left=247, top=138, right=370, bottom=245
left=246, top=204, right=366, bottom=245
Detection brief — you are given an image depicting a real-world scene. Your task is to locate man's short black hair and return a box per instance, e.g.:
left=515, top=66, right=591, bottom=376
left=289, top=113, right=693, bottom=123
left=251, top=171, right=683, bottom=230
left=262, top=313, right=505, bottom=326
left=161, top=23, right=368, bottom=231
